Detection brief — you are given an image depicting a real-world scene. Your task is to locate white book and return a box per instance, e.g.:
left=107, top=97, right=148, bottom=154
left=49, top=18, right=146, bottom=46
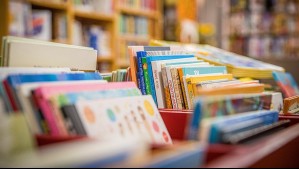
left=2, top=36, right=92, bottom=67
left=6, top=41, right=97, bottom=70
left=74, top=95, right=172, bottom=145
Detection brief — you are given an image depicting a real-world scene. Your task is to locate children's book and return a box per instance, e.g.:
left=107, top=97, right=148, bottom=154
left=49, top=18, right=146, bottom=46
left=273, top=72, right=299, bottom=98
left=189, top=93, right=281, bottom=140
left=33, top=82, right=136, bottom=136
left=64, top=95, right=172, bottom=145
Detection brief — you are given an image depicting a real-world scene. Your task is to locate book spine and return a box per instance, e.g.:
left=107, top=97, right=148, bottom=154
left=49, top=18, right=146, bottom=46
left=171, top=68, right=183, bottom=110
left=183, top=76, right=192, bottom=110
left=3, top=80, right=19, bottom=111
left=38, top=96, right=61, bottom=136
left=137, top=53, right=147, bottom=95
left=174, top=68, right=185, bottom=109
left=50, top=96, right=69, bottom=136
left=147, top=57, right=158, bottom=105
left=17, top=91, right=41, bottom=134
left=61, top=105, right=87, bottom=135
left=142, top=57, right=151, bottom=95
left=136, top=52, right=143, bottom=93
left=152, top=62, right=166, bottom=108
left=161, top=66, right=172, bottom=109
left=166, top=66, right=178, bottom=109
left=178, top=68, right=189, bottom=110
left=187, top=79, right=195, bottom=109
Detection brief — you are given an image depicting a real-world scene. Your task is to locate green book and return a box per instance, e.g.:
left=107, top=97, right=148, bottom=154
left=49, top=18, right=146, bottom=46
left=142, top=57, right=151, bottom=95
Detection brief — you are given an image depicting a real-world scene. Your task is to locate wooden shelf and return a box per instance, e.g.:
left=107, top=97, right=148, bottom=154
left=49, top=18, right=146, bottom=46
left=74, top=10, right=114, bottom=22
left=119, top=7, right=158, bottom=19
left=97, top=57, right=113, bottom=62
left=120, top=34, right=150, bottom=42
left=28, top=0, right=67, bottom=10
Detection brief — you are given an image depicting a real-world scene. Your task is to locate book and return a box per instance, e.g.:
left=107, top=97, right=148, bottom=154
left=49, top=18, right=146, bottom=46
left=16, top=80, right=108, bottom=134
left=283, top=95, right=299, bottom=114
left=273, top=72, right=299, bottom=98
left=195, top=83, right=265, bottom=96
left=32, top=10, right=52, bottom=41
left=189, top=93, right=283, bottom=140
left=150, top=58, right=198, bottom=108
left=5, top=73, right=102, bottom=112
left=65, top=95, right=172, bottom=145
left=186, top=74, right=234, bottom=108
left=33, top=82, right=138, bottom=136
left=2, top=36, right=97, bottom=70
left=144, top=52, right=194, bottom=105
left=207, top=110, right=279, bottom=144
left=128, top=46, right=181, bottom=85
left=222, top=120, right=290, bottom=145
left=150, top=40, right=285, bottom=79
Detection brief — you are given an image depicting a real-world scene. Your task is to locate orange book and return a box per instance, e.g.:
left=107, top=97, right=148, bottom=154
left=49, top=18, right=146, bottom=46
left=283, top=95, right=299, bottom=114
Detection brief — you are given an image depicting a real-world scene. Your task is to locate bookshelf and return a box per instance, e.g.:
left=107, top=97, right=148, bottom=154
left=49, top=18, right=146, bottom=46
left=0, top=0, right=163, bottom=72
left=115, top=0, right=163, bottom=69
left=223, top=0, right=299, bottom=60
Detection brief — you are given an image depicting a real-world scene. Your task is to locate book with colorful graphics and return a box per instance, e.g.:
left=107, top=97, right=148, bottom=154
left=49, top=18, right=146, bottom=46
left=273, top=72, right=299, bottom=98
left=189, top=93, right=282, bottom=140
left=128, top=46, right=182, bottom=85
left=33, top=82, right=136, bottom=136
left=16, top=80, right=108, bottom=135
left=65, top=95, right=172, bottom=145
left=141, top=51, right=194, bottom=105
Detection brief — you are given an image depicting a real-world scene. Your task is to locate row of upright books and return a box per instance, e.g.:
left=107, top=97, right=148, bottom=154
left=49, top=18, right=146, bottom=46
left=119, top=0, right=158, bottom=11
left=128, top=40, right=285, bottom=110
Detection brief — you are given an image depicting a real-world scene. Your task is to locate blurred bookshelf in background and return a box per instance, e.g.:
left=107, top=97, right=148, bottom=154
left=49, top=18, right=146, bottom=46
left=227, top=0, right=299, bottom=60
left=0, top=0, right=163, bottom=73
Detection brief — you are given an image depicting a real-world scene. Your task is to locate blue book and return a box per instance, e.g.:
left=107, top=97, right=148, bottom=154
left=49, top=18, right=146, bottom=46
left=5, top=72, right=102, bottom=111
left=146, top=54, right=194, bottom=105
left=208, top=110, right=279, bottom=144
left=62, top=88, right=141, bottom=104
left=181, top=66, right=227, bottom=76
left=188, top=94, right=276, bottom=140
left=7, top=73, right=102, bottom=89
left=136, top=52, right=146, bottom=95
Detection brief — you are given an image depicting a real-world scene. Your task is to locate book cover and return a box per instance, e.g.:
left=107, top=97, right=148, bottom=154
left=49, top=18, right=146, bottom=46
left=189, top=93, right=280, bottom=140
left=273, top=72, right=299, bottom=98
left=73, top=95, right=172, bottom=145
left=33, top=82, right=137, bottom=136
left=208, top=110, right=279, bottom=144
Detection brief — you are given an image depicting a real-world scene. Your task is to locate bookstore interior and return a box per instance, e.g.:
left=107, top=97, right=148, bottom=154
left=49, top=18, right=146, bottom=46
left=1, top=0, right=299, bottom=168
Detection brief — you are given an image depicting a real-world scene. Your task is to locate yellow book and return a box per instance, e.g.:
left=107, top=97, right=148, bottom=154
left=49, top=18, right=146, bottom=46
left=186, top=74, right=234, bottom=108
left=178, top=68, right=189, bottom=109
left=195, top=83, right=265, bottom=96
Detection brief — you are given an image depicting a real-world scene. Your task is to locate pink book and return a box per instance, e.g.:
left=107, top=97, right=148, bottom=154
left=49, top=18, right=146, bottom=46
left=34, top=81, right=137, bottom=136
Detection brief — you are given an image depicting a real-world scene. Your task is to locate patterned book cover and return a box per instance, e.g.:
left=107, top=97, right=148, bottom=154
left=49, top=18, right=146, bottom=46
left=74, top=95, right=172, bottom=145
